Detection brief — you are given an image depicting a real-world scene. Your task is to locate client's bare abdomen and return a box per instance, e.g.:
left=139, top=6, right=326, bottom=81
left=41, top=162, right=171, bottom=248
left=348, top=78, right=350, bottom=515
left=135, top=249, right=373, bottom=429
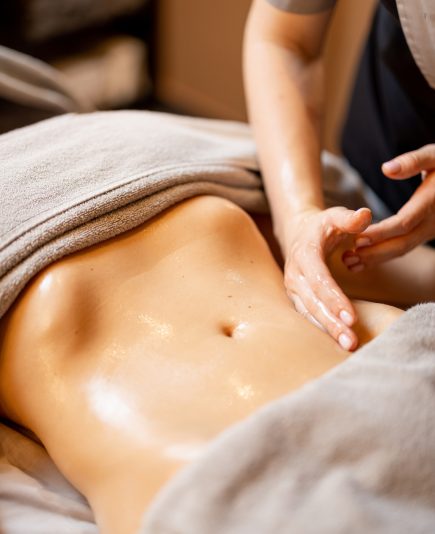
left=0, top=196, right=402, bottom=533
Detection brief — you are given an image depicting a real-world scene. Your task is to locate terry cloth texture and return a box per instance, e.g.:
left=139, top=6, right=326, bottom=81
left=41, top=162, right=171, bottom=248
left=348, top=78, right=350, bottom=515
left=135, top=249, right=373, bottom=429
left=142, top=303, right=435, bottom=534
left=0, top=110, right=266, bottom=321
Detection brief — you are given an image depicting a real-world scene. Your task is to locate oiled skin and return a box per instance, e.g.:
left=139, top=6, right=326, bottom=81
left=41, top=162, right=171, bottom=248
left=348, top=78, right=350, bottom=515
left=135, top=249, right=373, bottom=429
left=0, top=196, right=403, bottom=534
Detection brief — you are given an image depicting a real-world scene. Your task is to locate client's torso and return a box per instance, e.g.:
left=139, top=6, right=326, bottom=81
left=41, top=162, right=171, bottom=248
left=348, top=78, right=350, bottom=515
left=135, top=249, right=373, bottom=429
left=0, top=196, right=402, bottom=534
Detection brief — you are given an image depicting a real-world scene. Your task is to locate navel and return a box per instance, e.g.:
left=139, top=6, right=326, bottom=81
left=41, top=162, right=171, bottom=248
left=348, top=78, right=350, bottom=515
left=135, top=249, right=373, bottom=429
left=220, top=321, right=250, bottom=339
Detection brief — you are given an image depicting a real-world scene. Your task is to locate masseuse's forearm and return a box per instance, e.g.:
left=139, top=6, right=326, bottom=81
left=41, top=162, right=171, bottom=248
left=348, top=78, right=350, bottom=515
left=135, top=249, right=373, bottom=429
left=243, top=14, right=325, bottom=249
left=244, top=3, right=365, bottom=350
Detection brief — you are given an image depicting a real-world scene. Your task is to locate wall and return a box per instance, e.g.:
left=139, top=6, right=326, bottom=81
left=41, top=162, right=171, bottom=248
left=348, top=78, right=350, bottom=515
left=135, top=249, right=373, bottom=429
left=323, top=0, right=376, bottom=152
left=154, top=0, right=376, bottom=152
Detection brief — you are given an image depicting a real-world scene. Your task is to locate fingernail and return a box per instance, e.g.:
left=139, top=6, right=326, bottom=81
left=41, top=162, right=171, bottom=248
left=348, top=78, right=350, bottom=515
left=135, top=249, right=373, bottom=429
left=383, top=160, right=401, bottom=174
left=350, top=264, right=365, bottom=273
left=338, top=333, right=353, bottom=351
left=355, top=237, right=371, bottom=248
left=343, top=255, right=360, bottom=267
left=339, top=310, right=353, bottom=326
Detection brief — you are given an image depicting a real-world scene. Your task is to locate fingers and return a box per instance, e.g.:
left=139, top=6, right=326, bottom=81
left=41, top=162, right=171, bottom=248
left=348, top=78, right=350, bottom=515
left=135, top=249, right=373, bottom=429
left=382, top=144, right=435, bottom=179
left=354, top=214, right=410, bottom=246
left=291, top=294, right=326, bottom=332
left=325, top=207, right=372, bottom=235
left=343, top=223, right=425, bottom=268
left=285, top=247, right=358, bottom=351
left=289, top=272, right=357, bottom=351
left=283, top=207, right=368, bottom=351
left=354, top=178, right=432, bottom=246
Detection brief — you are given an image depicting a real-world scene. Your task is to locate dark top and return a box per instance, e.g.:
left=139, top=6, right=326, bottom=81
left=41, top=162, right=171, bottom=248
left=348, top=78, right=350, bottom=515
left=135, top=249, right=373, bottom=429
left=342, top=0, right=435, bottom=219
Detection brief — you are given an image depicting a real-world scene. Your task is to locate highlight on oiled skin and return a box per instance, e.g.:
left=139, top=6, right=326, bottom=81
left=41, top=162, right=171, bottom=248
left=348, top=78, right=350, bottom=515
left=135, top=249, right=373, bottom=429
left=0, top=196, right=403, bottom=534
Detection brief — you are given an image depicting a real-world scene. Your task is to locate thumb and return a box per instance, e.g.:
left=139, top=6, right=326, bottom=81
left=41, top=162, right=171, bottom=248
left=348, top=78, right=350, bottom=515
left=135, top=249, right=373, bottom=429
left=382, top=144, right=435, bottom=179
left=327, top=207, right=372, bottom=234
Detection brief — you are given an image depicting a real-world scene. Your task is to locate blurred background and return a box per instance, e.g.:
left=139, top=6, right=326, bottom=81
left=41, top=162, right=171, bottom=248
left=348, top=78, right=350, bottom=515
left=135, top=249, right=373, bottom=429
left=0, top=0, right=375, bottom=152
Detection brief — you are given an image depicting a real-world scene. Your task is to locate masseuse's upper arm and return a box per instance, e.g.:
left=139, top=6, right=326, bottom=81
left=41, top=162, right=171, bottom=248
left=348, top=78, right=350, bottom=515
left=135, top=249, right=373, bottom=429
left=246, top=0, right=336, bottom=61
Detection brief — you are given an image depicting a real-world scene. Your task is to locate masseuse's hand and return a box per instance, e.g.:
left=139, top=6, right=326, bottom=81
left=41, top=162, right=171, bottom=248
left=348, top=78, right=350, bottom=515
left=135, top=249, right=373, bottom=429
left=284, top=206, right=372, bottom=351
left=343, top=145, right=435, bottom=269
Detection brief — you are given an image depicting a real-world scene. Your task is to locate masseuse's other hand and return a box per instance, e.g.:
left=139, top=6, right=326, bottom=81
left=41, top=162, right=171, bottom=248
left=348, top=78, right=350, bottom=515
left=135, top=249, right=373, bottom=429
left=344, top=145, right=435, bottom=269
left=284, top=206, right=372, bottom=351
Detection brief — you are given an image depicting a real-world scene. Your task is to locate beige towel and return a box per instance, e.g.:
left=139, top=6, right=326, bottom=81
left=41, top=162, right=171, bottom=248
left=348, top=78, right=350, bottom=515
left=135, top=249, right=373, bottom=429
left=0, top=110, right=265, bottom=321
